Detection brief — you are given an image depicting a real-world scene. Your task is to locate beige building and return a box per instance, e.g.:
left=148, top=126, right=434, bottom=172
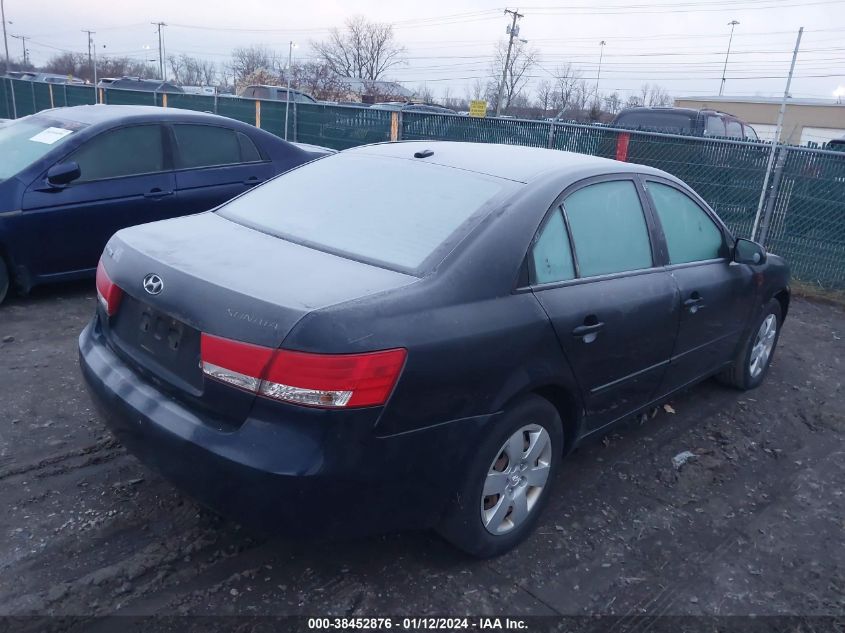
left=674, top=96, right=845, bottom=146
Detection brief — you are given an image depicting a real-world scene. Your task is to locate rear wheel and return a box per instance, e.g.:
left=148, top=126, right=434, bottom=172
left=436, top=395, right=563, bottom=558
left=718, top=298, right=782, bottom=390
left=0, top=257, right=9, bottom=306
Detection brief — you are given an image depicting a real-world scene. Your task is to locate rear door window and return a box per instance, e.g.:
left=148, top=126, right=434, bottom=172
left=705, top=115, right=726, bottom=136
left=725, top=120, right=743, bottom=138
left=743, top=125, right=759, bottom=141
left=531, top=208, right=575, bottom=284
left=174, top=124, right=255, bottom=169
left=72, top=125, right=165, bottom=182
left=647, top=181, right=725, bottom=264
left=563, top=180, right=653, bottom=277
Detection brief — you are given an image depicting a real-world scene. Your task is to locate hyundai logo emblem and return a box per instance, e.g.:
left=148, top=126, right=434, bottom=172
left=143, top=273, right=164, bottom=296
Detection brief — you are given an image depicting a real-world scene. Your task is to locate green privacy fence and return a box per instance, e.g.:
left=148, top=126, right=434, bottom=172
left=3, top=76, right=845, bottom=288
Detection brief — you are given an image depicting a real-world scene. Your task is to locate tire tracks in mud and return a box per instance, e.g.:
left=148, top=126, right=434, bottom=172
left=0, top=437, right=124, bottom=483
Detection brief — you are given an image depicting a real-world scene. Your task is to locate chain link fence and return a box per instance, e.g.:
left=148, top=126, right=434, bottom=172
left=2, top=77, right=844, bottom=288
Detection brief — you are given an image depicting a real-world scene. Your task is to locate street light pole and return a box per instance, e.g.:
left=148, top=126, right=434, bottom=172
left=284, top=41, right=296, bottom=141
left=719, top=20, right=739, bottom=97
left=596, top=40, right=606, bottom=95
left=751, top=26, right=803, bottom=242
left=1, top=0, right=9, bottom=74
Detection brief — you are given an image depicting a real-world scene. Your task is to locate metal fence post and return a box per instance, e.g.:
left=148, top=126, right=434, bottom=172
left=293, top=101, right=298, bottom=142
left=8, top=78, right=16, bottom=118
left=547, top=119, right=556, bottom=149
left=757, top=146, right=789, bottom=248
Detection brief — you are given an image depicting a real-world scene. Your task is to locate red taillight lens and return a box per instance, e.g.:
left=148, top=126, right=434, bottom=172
left=200, top=333, right=406, bottom=409
left=95, top=260, right=123, bottom=317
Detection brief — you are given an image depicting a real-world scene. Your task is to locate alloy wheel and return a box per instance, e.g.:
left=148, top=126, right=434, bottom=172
left=749, top=314, right=777, bottom=378
left=480, top=424, right=552, bottom=535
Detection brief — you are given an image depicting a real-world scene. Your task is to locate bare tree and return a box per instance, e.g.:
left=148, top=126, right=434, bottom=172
left=168, top=54, right=218, bottom=86
left=647, top=84, right=672, bottom=106
left=490, top=39, right=538, bottom=113
left=535, top=79, right=554, bottom=116
left=290, top=62, right=351, bottom=101
left=603, top=91, right=623, bottom=115
left=230, top=45, right=278, bottom=86
left=550, top=64, right=583, bottom=114
left=415, top=83, right=434, bottom=104
left=468, top=78, right=486, bottom=102
left=313, top=16, right=405, bottom=81
left=42, top=52, right=155, bottom=82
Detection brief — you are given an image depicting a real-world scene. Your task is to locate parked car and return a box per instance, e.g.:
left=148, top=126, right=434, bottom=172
left=103, top=77, right=183, bottom=93
left=371, top=102, right=457, bottom=115
left=238, top=85, right=317, bottom=104
left=827, top=136, right=845, bottom=152
left=612, top=107, right=758, bottom=140
left=31, top=72, right=85, bottom=85
left=80, top=141, right=790, bottom=557
left=0, top=105, right=332, bottom=304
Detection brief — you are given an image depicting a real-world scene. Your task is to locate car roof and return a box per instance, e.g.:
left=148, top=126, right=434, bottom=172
left=349, top=141, right=671, bottom=184
left=31, top=105, right=235, bottom=126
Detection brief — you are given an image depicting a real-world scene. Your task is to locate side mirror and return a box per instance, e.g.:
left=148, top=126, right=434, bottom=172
left=46, top=161, right=81, bottom=187
left=734, top=238, right=767, bottom=266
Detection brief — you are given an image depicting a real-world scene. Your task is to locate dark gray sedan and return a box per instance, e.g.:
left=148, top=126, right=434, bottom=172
left=80, top=142, right=790, bottom=557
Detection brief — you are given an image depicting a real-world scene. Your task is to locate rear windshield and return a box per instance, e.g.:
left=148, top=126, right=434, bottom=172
left=218, top=153, right=509, bottom=271
left=0, top=115, right=88, bottom=181
left=614, top=111, right=695, bottom=134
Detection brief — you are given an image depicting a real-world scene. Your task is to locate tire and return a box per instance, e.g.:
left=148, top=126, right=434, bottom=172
left=718, top=298, right=782, bottom=391
left=0, top=257, right=9, bottom=306
left=436, top=395, right=563, bottom=558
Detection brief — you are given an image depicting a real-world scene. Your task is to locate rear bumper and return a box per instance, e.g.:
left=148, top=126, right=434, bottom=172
left=78, top=319, right=490, bottom=537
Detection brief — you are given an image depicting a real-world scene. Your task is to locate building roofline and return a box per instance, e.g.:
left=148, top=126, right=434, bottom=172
left=676, top=95, right=845, bottom=107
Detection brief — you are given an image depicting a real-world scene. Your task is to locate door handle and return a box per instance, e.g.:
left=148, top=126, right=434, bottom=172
left=144, top=188, right=174, bottom=199
left=683, top=292, right=705, bottom=313
left=572, top=321, right=605, bottom=337
left=242, top=177, right=262, bottom=187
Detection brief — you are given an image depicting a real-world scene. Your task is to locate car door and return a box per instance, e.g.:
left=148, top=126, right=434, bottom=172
left=529, top=176, right=680, bottom=431
left=641, top=177, right=755, bottom=397
left=171, top=123, right=276, bottom=215
left=20, top=124, right=175, bottom=277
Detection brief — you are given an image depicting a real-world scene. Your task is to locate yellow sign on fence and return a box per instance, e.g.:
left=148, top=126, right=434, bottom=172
left=469, top=100, right=488, bottom=118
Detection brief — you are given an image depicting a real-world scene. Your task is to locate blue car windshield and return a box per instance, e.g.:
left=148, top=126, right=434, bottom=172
left=0, top=116, right=88, bottom=181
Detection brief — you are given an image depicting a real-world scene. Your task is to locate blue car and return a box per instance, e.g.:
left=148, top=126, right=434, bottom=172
left=0, top=105, right=332, bottom=304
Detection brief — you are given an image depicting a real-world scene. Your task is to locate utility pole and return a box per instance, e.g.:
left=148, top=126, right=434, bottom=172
left=751, top=26, right=803, bottom=242
left=284, top=41, right=296, bottom=141
left=1, top=0, right=10, bottom=74
left=719, top=20, right=739, bottom=97
left=596, top=40, right=606, bottom=95
left=82, top=30, right=96, bottom=84
left=152, top=22, right=166, bottom=80
left=11, top=33, right=26, bottom=66
left=495, top=8, right=523, bottom=117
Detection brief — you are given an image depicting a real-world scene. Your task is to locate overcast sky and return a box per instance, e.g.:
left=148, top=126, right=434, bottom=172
left=4, top=0, right=844, bottom=101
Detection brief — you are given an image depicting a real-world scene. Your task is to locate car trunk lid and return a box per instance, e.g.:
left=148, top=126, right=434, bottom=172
left=100, top=212, right=417, bottom=427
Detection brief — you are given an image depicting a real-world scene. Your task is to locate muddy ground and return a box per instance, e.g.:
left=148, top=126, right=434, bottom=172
left=1, top=282, right=843, bottom=624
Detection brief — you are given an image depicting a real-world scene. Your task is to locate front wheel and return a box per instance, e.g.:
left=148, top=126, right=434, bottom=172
left=718, top=298, right=782, bottom=390
left=436, top=395, right=563, bottom=558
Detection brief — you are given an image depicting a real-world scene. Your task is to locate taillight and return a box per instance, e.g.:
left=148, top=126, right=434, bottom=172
left=200, top=333, right=406, bottom=409
left=96, top=260, right=123, bottom=317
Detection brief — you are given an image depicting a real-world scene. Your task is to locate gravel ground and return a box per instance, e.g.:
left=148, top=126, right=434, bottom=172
left=1, top=282, right=843, bottom=622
